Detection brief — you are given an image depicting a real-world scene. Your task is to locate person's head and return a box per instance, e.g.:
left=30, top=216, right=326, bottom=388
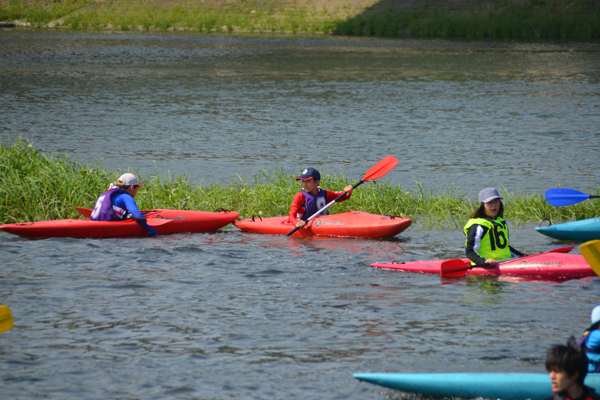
left=117, top=173, right=144, bottom=197
left=471, top=188, right=504, bottom=219
left=296, top=168, right=321, bottom=194
left=545, top=345, right=588, bottom=390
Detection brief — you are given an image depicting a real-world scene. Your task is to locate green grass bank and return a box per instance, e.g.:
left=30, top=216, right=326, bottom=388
left=2, top=139, right=599, bottom=229
left=1, top=0, right=599, bottom=40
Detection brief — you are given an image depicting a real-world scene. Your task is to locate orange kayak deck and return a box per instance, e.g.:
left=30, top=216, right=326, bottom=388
left=233, top=211, right=412, bottom=238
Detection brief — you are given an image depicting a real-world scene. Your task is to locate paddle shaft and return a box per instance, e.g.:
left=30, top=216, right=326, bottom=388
left=285, top=180, right=364, bottom=237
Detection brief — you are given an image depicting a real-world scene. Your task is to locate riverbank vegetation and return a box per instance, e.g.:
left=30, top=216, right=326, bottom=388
left=337, top=0, right=600, bottom=40
left=2, top=139, right=599, bottom=229
left=1, top=0, right=598, bottom=40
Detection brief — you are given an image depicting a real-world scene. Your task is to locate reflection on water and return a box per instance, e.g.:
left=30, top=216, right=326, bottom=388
left=0, top=31, right=599, bottom=201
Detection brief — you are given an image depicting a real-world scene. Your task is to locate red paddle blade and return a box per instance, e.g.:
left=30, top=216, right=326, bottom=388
left=146, top=218, right=172, bottom=227
left=440, top=259, right=471, bottom=278
left=75, top=206, right=92, bottom=218
left=362, top=155, right=399, bottom=182
left=547, top=245, right=574, bottom=253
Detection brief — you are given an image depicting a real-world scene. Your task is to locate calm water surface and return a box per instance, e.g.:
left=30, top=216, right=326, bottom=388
left=1, top=30, right=600, bottom=399
left=1, top=30, right=599, bottom=198
left=1, top=225, right=598, bottom=399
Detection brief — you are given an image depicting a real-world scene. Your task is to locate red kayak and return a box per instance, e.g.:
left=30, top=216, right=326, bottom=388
left=233, top=211, right=412, bottom=238
left=371, top=246, right=597, bottom=280
left=0, top=209, right=239, bottom=239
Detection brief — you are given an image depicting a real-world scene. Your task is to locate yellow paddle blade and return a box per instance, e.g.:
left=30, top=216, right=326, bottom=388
left=579, top=240, right=600, bottom=277
left=0, top=305, right=13, bottom=334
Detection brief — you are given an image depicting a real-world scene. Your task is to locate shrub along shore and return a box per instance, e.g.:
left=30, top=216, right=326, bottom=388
left=2, top=139, right=599, bottom=229
left=0, top=0, right=599, bottom=40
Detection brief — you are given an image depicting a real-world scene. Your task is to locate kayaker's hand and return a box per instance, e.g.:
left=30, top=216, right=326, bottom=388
left=344, top=185, right=353, bottom=195
left=296, top=220, right=306, bottom=229
left=485, top=258, right=499, bottom=267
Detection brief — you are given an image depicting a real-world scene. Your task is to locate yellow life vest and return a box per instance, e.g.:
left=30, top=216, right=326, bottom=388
left=463, top=216, right=511, bottom=264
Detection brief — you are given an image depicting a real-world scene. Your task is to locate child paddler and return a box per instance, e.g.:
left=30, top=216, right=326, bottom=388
left=464, top=188, right=524, bottom=267
left=289, top=167, right=354, bottom=230
left=544, top=345, right=600, bottom=400
left=90, top=173, right=158, bottom=236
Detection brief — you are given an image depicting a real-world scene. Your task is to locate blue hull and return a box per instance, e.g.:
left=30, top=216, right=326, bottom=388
left=353, top=372, right=600, bottom=400
left=536, top=217, right=600, bottom=241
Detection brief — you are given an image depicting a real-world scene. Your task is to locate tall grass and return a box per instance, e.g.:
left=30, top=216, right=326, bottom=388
left=0, top=138, right=112, bottom=223
left=0, top=0, right=93, bottom=27
left=57, top=0, right=352, bottom=33
left=2, top=139, right=599, bottom=229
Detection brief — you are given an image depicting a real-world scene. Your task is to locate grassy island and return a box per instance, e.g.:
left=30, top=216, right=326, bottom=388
left=0, top=0, right=598, bottom=40
left=2, top=139, right=599, bottom=229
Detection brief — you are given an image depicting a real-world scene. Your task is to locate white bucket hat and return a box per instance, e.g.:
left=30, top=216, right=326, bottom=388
left=591, top=304, right=600, bottom=324
left=117, top=173, right=144, bottom=188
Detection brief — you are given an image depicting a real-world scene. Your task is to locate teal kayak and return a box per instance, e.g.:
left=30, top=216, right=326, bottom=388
left=353, top=372, right=600, bottom=399
left=536, top=217, right=600, bottom=241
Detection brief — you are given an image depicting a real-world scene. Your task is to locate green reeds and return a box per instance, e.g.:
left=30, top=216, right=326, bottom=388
left=0, top=138, right=113, bottom=223
left=0, top=0, right=94, bottom=27
left=2, top=139, right=599, bottom=229
left=56, top=0, right=353, bottom=33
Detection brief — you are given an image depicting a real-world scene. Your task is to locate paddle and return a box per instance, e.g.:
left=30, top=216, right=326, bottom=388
left=545, top=188, right=600, bottom=207
left=579, top=240, right=600, bottom=277
left=440, top=245, right=576, bottom=278
left=75, top=206, right=93, bottom=217
left=74, top=207, right=171, bottom=227
left=285, top=155, right=399, bottom=237
left=0, top=306, right=13, bottom=334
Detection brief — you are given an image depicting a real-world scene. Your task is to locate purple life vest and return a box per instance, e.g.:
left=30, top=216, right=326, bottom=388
left=90, top=188, right=129, bottom=221
left=300, top=189, right=329, bottom=221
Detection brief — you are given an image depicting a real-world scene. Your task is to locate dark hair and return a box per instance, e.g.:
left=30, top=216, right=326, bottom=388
left=118, top=185, right=139, bottom=190
left=545, top=344, right=588, bottom=386
left=470, top=200, right=504, bottom=219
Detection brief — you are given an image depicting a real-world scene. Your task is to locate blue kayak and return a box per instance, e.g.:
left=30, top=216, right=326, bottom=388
left=536, top=217, right=600, bottom=241
left=353, top=372, right=600, bottom=400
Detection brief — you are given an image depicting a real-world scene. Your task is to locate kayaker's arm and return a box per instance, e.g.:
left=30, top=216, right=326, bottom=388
left=135, top=219, right=158, bottom=236
left=114, top=194, right=158, bottom=236
left=465, top=224, right=488, bottom=266
left=289, top=192, right=306, bottom=227
left=325, top=186, right=353, bottom=203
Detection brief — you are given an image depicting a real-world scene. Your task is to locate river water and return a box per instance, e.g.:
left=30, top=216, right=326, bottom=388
left=1, top=30, right=600, bottom=400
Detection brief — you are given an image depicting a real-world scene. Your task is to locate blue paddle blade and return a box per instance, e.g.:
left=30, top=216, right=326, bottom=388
left=545, top=188, right=590, bottom=207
